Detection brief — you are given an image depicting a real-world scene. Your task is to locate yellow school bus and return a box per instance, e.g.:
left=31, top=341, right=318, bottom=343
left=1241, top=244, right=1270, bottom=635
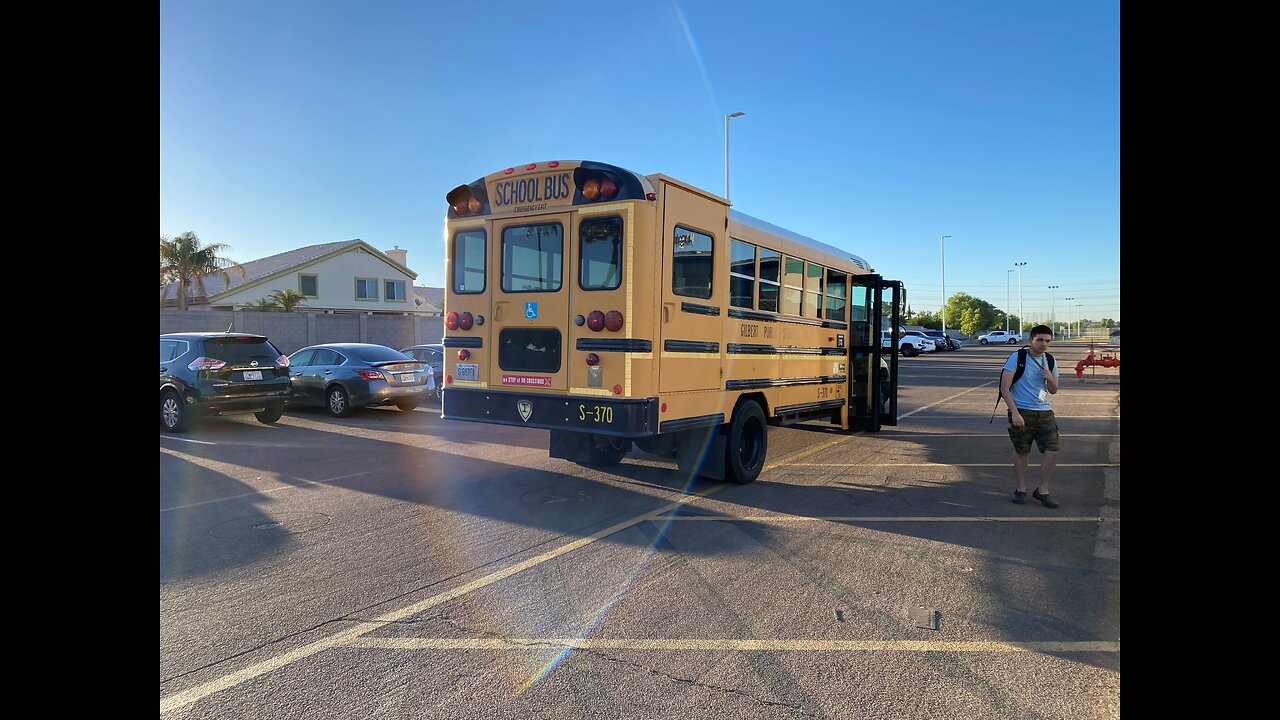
left=441, top=160, right=905, bottom=483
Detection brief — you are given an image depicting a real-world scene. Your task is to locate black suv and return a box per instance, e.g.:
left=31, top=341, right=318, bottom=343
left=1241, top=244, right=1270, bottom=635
left=160, top=333, right=293, bottom=432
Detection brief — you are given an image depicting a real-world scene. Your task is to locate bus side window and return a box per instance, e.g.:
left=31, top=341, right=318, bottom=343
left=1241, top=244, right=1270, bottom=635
left=730, top=239, right=756, bottom=309
left=758, top=248, right=780, bottom=312
left=673, top=226, right=713, bottom=300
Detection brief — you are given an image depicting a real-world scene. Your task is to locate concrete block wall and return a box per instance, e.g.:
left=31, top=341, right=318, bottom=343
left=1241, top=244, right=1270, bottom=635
left=161, top=311, right=444, bottom=355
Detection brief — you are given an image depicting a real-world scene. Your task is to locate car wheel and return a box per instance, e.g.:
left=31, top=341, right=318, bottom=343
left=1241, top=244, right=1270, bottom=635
left=255, top=406, right=283, bottom=424
left=395, top=400, right=419, bottom=412
left=726, top=400, right=767, bottom=484
left=326, top=385, right=353, bottom=418
left=1008, top=337, right=1018, bottom=344
left=980, top=338, right=988, bottom=344
left=902, top=344, right=918, bottom=357
left=160, top=389, right=190, bottom=433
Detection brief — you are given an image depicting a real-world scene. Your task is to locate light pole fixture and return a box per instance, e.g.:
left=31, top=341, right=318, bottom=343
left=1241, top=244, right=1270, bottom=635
left=724, top=111, right=745, bottom=201
left=940, top=235, right=952, bottom=335
left=1006, top=269, right=1015, bottom=333
left=1014, top=261, right=1027, bottom=337
left=1077, top=303, right=1084, bottom=337
left=1048, top=285, right=1060, bottom=334
left=1064, top=297, right=1075, bottom=337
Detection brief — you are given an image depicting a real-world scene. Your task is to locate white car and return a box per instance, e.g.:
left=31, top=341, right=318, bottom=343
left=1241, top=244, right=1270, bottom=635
left=903, top=330, right=942, bottom=352
left=882, top=331, right=936, bottom=357
left=977, top=330, right=1020, bottom=345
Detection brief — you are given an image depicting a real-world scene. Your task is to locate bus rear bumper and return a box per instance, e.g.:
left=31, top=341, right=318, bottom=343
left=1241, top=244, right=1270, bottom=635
left=442, top=388, right=659, bottom=437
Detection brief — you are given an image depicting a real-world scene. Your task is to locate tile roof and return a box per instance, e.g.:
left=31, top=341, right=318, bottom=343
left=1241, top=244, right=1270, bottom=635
left=161, top=239, right=363, bottom=301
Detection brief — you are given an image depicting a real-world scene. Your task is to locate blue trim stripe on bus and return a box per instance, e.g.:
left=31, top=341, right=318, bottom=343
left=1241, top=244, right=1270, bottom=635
left=727, top=344, right=845, bottom=356
left=680, top=302, right=720, bottom=317
left=726, top=375, right=847, bottom=391
left=443, top=336, right=483, bottom=348
left=664, top=340, right=720, bottom=353
left=659, top=413, right=725, bottom=433
left=575, top=338, right=653, bottom=353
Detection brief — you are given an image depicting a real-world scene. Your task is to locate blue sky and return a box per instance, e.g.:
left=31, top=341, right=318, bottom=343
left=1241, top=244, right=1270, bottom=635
left=160, top=0, right=1119, bottom=324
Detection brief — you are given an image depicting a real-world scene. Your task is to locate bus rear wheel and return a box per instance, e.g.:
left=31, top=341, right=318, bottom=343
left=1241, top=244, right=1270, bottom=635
left=726, top=400, right=767, bottom=484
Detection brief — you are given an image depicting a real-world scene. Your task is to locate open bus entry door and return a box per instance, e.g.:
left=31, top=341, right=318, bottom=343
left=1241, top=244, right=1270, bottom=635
left=847, top=276, right=903, bottom=431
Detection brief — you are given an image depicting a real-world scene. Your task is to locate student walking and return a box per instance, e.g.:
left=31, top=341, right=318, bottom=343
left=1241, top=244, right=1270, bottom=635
left=1000, top=325, right=1061, bottom=508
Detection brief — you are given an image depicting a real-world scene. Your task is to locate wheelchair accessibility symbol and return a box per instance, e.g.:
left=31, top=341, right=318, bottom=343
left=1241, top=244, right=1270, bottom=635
left=525, top=302, right=538, bottom=319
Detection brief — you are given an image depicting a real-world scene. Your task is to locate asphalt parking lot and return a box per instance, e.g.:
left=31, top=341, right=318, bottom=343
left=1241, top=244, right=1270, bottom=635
left=160, top=339, right=1120, bottom=719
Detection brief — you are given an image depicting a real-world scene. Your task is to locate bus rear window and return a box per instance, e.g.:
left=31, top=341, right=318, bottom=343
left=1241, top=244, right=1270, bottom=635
left=579, top=217, right=622, bottom=290
left=503, top=223, right=563, bottom=292
left=453, top=230, right=486, bottom=294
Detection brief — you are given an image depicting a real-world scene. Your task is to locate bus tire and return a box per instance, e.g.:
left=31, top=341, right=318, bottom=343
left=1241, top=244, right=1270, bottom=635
left=585, top=435, right=629, bottom=466
left=726, top=400, right=767, bottom=484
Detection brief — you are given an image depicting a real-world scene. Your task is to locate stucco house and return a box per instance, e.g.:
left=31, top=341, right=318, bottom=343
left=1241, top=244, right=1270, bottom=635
left=160, top=240, right=430, bottom=315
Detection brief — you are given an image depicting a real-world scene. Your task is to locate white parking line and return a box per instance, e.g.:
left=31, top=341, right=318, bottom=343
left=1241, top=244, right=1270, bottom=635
left=159, top=435, right=217, bottom=445
left=898, top=382, right=996, bottom=419
left=348, top=637, right=1120, bottom=653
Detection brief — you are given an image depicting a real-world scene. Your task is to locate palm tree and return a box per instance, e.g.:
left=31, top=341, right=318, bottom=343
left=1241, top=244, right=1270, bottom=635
left=160, top=232, right=246, bottom=311
left=271, top=288, right=308, bottom=312
left=248, top=297, right=278, bottom=312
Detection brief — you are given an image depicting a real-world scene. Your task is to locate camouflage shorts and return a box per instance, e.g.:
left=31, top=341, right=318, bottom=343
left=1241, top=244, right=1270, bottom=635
left=1008, top=409, right=1060, bottom=454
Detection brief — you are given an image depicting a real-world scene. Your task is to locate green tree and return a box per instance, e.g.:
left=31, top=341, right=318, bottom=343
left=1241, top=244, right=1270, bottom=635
left=271, top=288, right=309, bottom=312
left=960, top=307, right=983, bottom=336
left=944, top=292, right=1002, bottom=333
left=248, top=298, right=277, bottom=312
left=912, top=310, right=942, bottom=330
left=160, top=232, right=245, bottom=311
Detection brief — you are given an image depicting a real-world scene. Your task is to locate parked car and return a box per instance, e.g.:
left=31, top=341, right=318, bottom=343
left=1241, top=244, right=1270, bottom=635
left=399, top=343, right=444, bottom=400
left=160, top=332, right=293, bottom=432
left=903, top=330, right=942, bottom=352
left=287, top=343, right=432, bottom=417
left=881, top=331, right=935, bottom=357
left=923, top=330, right=961, bottom=351
left=977, top=330, right=1021, bottom=345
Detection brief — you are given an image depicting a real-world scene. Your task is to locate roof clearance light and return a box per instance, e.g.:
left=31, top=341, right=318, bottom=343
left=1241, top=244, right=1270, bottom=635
left=586, top=310, right=606, bottom=332
left=548, top=161, right=560, bottom=168
left=504, top=168, right=515, bottom=174
left=459, top=312, right=474, bottom=330
left=582, top=178, right=600, bottom=201
left=599, top=178, right=618, bottom=200
left=446, top=311, right=459, bottom=330
left=604, top=310, right=624, bottom=332
left=646, top=193, right=656, bottom=201
left=526, top=163, right=537, bottom=170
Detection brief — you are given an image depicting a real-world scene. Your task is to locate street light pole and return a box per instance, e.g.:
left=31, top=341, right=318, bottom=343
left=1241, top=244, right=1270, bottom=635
left=1048, top=285, right=1060, bottom=335
left=1064, top=298, right=1074, bottom=338
left=1077, top=304, right=1084, bottom=337
left=724, top=111, right=745, bottom=202
left=1014, top=261, right=1027, bottom=337
left=940, top=235, right=952, bottom=336
left=1006, top=270, right=1014, bottom=333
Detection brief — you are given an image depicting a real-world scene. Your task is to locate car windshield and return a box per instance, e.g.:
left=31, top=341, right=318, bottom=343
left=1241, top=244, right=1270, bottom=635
left=203, top=337, right=279, bottom=363
left=349, top=346, right=413, bottom=363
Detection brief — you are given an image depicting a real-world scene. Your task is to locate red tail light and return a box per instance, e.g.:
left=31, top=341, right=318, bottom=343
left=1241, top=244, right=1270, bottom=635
left=457, top=349, right=471, bottom=361
left=599, top=178, right=618, bottom=199
left=188, top=357, right=226, bottom=371
left=585, top=353, right=599, bottom=366
left=586, top=310, right=606, bottom=332
left=604, top=310, right=624, bottom=332
left=452, top=201, right=467, bottom=215
left=459, top=312, right=474, bottom=330
left=446, top=311, right=459, bottom=330
left=275, top=355, right=290, bottom=367
left=356, top=369, right=384, bottom=381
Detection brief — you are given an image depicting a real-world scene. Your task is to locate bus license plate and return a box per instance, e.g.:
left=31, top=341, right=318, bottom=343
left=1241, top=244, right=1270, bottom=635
left=455, top=363, right=478, bottom=381
left=243, top=370, right=262, bottom=381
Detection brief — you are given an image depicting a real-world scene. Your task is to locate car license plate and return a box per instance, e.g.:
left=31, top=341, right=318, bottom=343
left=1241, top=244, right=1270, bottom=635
left=397, top=373, right=415, bottom=383
left=455, top=363, right=478, bottom=381
left=243, top=370, right=262, bottom=381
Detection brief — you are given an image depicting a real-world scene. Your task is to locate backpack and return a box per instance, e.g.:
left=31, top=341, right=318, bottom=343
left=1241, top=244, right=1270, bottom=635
left=989, top=347, right=1055, bottom=422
